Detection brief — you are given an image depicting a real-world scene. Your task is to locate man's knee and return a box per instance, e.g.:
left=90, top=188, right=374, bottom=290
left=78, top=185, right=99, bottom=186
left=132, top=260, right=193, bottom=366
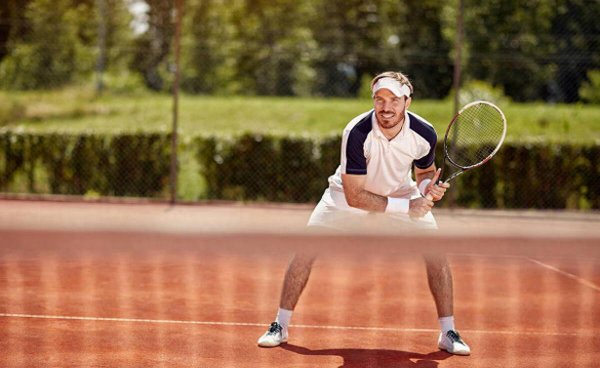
left=290, top=252, right=317, bottom=269
left=423, top=253, right=449, bottom=271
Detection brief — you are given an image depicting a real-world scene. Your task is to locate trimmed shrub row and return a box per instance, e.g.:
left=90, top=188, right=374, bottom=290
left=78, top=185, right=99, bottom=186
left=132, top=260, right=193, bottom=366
left=0, top=132, right=171, bottom=197
left=0, top=131, right=598, bottom=209
left=196, top=134, right=600, bottom=210
left=195, top=134, right=340, bottom=203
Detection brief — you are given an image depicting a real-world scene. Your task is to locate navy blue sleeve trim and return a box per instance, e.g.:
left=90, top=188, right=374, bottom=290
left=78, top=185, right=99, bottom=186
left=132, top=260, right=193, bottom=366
left=346, top=168, right=367, bottom=175
left=409, top=112, right=437, bottom=169
left=345, top=113, right=372, bottom=175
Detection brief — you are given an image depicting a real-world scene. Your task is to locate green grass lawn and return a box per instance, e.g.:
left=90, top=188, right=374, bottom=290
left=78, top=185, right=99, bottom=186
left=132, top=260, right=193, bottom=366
left=1, top=88, right=600, bottom=144
left=2, top=88, right=599, bottom=202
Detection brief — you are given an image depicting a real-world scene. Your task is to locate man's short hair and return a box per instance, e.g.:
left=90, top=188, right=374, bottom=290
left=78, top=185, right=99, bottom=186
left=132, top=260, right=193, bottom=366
left=371, top=71, right=414, bottom=97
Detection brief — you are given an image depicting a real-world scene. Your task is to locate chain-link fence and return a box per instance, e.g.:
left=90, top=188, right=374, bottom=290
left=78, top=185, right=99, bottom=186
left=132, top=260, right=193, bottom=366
left=0, top=0, right=599, bottom=209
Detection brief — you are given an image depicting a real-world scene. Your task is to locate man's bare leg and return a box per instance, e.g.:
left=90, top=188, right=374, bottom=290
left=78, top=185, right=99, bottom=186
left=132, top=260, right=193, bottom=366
left=257, top=252, right=316, bottom=347
left=424, top=253, right=453, bottom=318
left=423, top=253, right=470, bottom=355
left=280, top=253, right=317, bottom=310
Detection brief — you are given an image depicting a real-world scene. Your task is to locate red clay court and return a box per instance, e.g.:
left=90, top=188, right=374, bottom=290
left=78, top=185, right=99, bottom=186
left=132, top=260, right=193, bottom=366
left=1, top=199, right=599, bottom=367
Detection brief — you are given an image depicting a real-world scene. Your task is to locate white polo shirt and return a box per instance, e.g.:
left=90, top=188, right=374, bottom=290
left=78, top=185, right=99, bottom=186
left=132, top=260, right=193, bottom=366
left=328, top=109, right=437, bottom=199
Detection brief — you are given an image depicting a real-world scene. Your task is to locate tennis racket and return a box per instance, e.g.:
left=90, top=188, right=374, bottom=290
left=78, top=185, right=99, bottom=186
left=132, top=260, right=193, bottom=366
left=438, top=100, right=507, bottom=184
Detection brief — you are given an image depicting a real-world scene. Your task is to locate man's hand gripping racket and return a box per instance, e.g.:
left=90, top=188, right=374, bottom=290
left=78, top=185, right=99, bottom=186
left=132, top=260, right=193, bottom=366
left=418, top=100, right=507, bottom=212
left=411, top=169, right=446, bottom=218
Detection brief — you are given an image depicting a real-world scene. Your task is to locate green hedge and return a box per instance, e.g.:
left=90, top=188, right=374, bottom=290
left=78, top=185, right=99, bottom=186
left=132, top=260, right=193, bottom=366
left=0, top=132, right=171, bottom=197
left=196, top=134, right=600, bottom=210
left=195, top=134, right=340, bottom=203
left=0, top=131, right=598, bottom=209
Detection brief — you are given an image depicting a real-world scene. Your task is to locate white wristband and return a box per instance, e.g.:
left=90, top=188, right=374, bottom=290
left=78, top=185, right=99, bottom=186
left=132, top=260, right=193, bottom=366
left=418, top=179, right=432, bottom=196
left=386, top=197, right=409, bottom=214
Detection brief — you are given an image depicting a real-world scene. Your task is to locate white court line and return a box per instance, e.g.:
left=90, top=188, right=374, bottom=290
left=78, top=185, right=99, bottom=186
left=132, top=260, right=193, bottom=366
left=0, top=313, right=588, bottom=337
left=525, top=258, right=600, bottom=293
left=450, top=252, right=600, bottom=293
left=448, top=252, right=525, bottom=259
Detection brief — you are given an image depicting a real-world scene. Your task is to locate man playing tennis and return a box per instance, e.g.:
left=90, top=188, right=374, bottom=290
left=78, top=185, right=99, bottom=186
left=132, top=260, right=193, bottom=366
left=257, top=71, right=471, bottom=355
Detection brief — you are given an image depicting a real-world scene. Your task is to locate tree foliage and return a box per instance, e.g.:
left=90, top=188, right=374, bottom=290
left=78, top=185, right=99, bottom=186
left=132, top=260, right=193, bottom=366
left=228, top=0, right=317, bottom=96
left=579, top=70, right=600, bottom=104
left=0, top=0, right=91, bottom=89
left=130, top=0, right=174, bottom=91
left=0, top=0, right=133, bottom=90
left=550, top=0, right=600, bottom=102
left=396, top=0, right=453, bottom=99
left=0, top=0, right=597, bottom=101
left=310, top=0, right=399, bottom=97
left=0, top=0, right=31, bottom=63
left=181, top=0, right=236, bottom=94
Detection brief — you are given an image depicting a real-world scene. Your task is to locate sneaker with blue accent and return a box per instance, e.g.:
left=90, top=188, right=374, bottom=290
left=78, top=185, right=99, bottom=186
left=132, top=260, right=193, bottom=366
left=438, top=330, right=471, bottom=355
left=257, top=322, right=288, bottom=347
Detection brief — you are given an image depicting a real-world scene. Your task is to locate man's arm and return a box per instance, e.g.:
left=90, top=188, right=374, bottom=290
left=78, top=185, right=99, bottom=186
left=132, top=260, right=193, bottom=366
left=342, top=174, right=434, bottom=217
left=415, top=163, right=437, bottom=184
left=341, top=174, right=388, bottom=212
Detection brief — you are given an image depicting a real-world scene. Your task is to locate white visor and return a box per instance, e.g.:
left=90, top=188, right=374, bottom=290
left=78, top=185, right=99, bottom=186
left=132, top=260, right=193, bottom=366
left=372, top=77, right=411, bottom=98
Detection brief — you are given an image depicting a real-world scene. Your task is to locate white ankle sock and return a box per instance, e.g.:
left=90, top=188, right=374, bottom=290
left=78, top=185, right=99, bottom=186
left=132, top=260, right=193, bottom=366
left=439, top=316, right=455, bottom=334
left=275, top=308, right=293, bottom=331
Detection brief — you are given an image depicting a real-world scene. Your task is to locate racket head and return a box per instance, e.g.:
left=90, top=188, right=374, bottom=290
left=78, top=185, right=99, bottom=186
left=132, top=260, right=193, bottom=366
left=443, top=100, right=507, bottom=170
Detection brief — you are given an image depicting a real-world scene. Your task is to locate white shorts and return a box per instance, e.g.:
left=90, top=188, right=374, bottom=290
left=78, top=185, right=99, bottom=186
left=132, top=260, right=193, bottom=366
left=307, top=188, right=438, bottom=233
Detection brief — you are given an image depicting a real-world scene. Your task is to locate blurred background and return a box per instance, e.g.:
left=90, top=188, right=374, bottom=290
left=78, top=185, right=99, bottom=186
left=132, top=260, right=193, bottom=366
left=0, top=0, right=599, bottom=210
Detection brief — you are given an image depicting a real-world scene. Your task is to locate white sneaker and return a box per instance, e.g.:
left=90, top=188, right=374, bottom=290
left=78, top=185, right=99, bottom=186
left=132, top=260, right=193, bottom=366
left=438, top=330, right=471, bottom=355
left=257, top=322, right=288, bottom=347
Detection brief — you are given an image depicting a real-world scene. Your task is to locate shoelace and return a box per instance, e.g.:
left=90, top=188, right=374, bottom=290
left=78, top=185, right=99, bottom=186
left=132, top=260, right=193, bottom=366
left=446, top=330, right=463, bottom=343
left=267, top=322, right=283, bottom=335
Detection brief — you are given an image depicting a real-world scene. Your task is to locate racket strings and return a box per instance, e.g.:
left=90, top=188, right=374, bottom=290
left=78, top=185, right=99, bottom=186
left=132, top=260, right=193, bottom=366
left=446, top=103, right=505, bottom=168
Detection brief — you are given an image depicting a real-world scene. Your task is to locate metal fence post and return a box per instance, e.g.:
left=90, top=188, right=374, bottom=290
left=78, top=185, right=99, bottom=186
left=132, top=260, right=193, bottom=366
left=447, top=0, right=464, bottom=208
left=170, top=0, right=184, bottom=204
left=95, top=0, right=107, bottom=94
